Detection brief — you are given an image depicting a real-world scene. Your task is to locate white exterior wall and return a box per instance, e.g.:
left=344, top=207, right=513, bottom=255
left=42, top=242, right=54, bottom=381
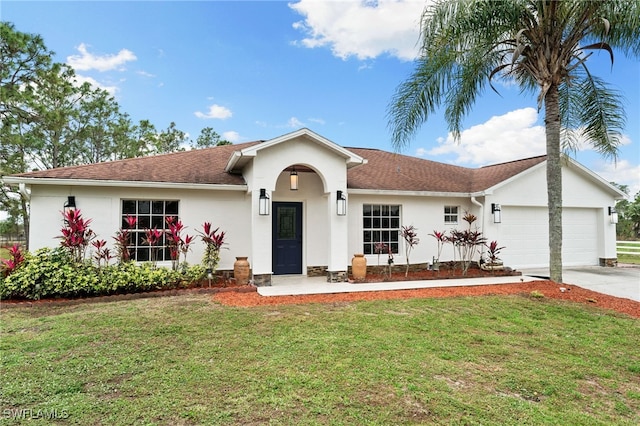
left=244, top=135, right=349, bottom=275
left=483, top=163, right=619, bottom=268
left=27, top=185, right=251, bottom=271
left=347, top=193, right=474, bottom=267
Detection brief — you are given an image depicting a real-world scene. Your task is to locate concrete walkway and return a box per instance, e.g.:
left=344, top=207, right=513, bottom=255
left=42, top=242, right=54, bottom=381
left=258, top=266, right=640, bottom=302
left=520, top=265, right=639, bottom=302
left=259, top=274, right=542, bottom=297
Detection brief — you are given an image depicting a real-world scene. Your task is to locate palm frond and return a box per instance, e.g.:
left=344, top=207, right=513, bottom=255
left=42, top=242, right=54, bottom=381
left=561, top=65, right=625, bottom=160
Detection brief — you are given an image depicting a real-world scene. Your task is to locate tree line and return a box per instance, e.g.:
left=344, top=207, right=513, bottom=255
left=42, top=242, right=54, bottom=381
left=1, top=22, right=231, bottom=244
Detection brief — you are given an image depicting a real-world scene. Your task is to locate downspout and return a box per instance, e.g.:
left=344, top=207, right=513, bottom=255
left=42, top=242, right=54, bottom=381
left=19, top=183, right=31, bottom=200
left=471, top=196, right=485, bottom=260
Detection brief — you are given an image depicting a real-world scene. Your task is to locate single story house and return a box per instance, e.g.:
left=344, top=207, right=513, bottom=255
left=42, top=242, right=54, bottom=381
left=4, top=128, right=624, bottom=285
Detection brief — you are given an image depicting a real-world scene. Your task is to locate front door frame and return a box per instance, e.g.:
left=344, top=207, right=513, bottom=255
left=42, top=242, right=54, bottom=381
left=272, top=202, right=303, bottom=275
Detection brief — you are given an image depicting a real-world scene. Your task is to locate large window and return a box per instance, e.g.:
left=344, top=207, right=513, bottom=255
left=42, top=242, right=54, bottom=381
left=444, top=205, right=459, bottom=224
left=121, top=199, right=179, bottom=262
left=363, top=204, right=400, bottom=255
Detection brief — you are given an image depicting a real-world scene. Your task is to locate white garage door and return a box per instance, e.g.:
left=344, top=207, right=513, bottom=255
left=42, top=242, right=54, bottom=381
left=562, top=208, right=599, bottom=265
left=500, top=207, right=599, bottom=268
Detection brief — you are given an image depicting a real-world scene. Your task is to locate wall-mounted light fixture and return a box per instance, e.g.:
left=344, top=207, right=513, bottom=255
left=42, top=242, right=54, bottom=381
left=491, top=203, right=501, bottom=223
left=258, top=188, right=270, bottom=216
left=337, top=190, right=347, bottom=216
left=290, top=168, right=298, bottom=190
left=608, top=206, right=618, bottom=224
left=64, top=196, right=76, bottom=212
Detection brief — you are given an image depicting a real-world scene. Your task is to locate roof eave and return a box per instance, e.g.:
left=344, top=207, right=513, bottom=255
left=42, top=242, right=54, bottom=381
left=2, top=176, right=247, bottom=192
left=348, top=188, right=472, bottom=197
left=224, top=149, right=256, bottom=173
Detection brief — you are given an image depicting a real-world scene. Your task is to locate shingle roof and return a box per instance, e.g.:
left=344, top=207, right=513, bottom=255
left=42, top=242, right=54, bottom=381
left=10, top=142, right=546, bottom=193
left=346, top=148, right=545, bottom=192
left=11, top=142, right=262, bottom=185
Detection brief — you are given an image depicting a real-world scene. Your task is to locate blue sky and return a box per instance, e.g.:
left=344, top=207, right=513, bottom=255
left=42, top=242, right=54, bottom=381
left=3, top=0, right=639, bottom=198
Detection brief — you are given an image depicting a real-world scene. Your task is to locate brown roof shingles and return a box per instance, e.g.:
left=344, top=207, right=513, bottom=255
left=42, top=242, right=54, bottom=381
left=347, top=148, right=545, bottom=193
left=12, top=142, right=261, bottom=185
left=11, top=142, right=545, bottom=193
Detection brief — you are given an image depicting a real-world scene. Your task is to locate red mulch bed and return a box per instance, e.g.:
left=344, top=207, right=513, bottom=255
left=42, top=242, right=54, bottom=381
left=212, top=278, right=640, bottom=319
left=2, top=271, right=638, bottom=319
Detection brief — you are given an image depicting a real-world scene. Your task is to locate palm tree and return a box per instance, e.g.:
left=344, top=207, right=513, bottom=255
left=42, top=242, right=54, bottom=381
left=388, top=0, right=639, bottom=283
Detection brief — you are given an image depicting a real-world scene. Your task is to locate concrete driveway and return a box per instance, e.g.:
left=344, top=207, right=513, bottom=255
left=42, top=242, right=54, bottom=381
left=521, top=265, right=640, bottom=302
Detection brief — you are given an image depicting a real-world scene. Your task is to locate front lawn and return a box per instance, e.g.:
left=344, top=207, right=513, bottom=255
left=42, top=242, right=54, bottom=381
left=1, top=294, right=639, bottom=425
left=618, top=253, right=640, bottom=265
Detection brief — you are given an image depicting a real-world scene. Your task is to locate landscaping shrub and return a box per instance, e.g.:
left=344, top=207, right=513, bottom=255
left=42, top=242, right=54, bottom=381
left=0, top=210, right=219, bottom=300
left=0, top=247, right=206, bottom=300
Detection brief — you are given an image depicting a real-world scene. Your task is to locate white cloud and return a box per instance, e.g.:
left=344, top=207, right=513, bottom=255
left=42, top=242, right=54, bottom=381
left=194, top=104, right=233, bottom=120
left=592, top=159, right=640, bottom=199
left=308, top=117, right=326, bottom=125
left=67, top=43, right=137, bottom=72
left=136, top=70, right=155, bottom=78
left=71, top=74, right=118, bottom=95
left=290, top=0, right=426, bottom=61
left=223, top=131, right=241, bottom=143
left=287, top=117, right=305, bottom=128
left=423, top=108, right=546, bottom=165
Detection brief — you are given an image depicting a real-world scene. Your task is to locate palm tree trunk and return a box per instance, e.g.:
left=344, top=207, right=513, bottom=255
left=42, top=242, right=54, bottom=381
left=544, top=84, right=563, bottom=283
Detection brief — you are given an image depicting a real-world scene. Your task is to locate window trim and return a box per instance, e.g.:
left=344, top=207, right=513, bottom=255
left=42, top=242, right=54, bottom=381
left=121, top=199, right=179, bottom=262
left=444, top=205, right=459, bottom=224
left=362, top=203, right=401, bottom=255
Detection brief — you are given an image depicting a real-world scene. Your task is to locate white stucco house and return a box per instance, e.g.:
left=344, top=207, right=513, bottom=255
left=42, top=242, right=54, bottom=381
left=3, top=128, right=624, bottom=285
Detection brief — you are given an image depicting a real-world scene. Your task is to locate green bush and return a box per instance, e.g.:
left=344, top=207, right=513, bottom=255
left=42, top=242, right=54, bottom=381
left=0, top=247, right=207, bottom=300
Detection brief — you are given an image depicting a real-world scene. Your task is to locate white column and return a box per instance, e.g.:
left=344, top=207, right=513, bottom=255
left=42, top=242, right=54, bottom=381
left=250, top=188, right=273, bottom=284
left=327, top=190, right=349, bottom=280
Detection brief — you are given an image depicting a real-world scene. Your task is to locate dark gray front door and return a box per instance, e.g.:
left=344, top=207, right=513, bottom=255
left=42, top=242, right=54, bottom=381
left=272, top=202, right=302, bottom=275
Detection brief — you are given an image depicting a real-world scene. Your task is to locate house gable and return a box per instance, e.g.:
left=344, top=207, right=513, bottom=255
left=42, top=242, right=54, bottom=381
left=224, top=128, right=367, bottom=175
left=483, top=155, right=626, bottom=202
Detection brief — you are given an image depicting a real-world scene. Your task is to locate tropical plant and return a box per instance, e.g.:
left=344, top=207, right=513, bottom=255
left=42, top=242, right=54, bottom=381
left=484, top=240, right=506, bottom=264
left=429, top=230, right=447, bottom=264
left=374, top=242, right=388, bottom=266
left=448, top=212, right=486, bottom=275
left=387, top=0, right=640, bottom=283
left=0, top=246, right=207, bottom=300
left=91, top=239, right=112, bottom=267
left=165, top=216, right=194, bottom=270
left=142, top=227, right=163, bottom=267
left=1, top=244, right=25, bottom=277
left=400, top=225, right=420, bottom=277
left=58, top=209, right=95, bottom=264
left=197, top=222, right=226, bottom=273
left=113, top=215, right=137, bottom=263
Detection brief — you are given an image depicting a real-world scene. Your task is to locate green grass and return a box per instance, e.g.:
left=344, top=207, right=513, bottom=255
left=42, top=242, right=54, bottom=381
left=1, top=294, right=639, bottom=425
left=0, top=247, right=8, bottom=260
left=617, top=253, right=640, bottom=265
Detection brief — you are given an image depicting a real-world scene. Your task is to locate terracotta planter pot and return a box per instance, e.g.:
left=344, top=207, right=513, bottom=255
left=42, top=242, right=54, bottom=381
left=352, top=254, right=367, bottom=281
left=234, top=257, right=251, bottom=285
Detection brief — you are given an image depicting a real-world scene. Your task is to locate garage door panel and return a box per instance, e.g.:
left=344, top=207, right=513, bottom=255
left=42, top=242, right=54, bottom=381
left=499, top=207, right=598, bottom=268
